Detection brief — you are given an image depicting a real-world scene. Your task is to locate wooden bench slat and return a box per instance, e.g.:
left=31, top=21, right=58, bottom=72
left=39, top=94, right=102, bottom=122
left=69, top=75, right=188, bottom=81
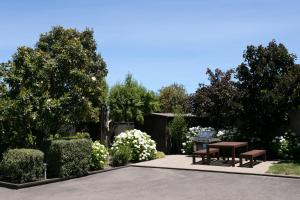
left=193, top=148, right=219, bottom=155
left=239, top=149, right=266, bottom=168
left=240, top=150, right=266, bottom=157
left=192, top=148, right=220, bottom=164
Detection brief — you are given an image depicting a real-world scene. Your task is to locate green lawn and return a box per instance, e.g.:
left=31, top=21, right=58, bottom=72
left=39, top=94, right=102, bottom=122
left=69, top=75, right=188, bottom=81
left=268, top=161, right=300, bottom=176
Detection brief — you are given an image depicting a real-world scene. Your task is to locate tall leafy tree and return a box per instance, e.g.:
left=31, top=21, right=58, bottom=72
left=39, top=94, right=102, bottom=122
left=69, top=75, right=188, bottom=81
left=193, top=68, right=242, bottom=129
left=109, top=74, right=159, bottom=124
left=236, top=40, right=300, bottom=143
left=159, top=83, right=189, bottom=113
left=0, top=26, right=108, bottom=151
left=169, top=112, right=188, bottom=154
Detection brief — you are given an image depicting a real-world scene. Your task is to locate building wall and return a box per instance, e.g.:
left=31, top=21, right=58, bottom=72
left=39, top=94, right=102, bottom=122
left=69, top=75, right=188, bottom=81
left=141, top=115, right=172, bottom=153
left=140, top=114, right=199, bottom=154
left=289, top=110, right=300, bottom=134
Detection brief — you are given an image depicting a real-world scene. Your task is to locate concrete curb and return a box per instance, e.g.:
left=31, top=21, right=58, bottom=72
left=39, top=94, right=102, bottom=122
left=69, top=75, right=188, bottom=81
left=0, top=165, right=129, bottom=190
left=0, top=178, right=62, bottom=190
left=88, top=165, right=129, bottom=175
left=131, top=165, right=300, bottom=180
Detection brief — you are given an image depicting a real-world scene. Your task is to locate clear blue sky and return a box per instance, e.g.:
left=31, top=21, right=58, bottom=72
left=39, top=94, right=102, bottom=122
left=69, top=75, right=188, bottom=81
left=1, top=0, right=300, bottom=93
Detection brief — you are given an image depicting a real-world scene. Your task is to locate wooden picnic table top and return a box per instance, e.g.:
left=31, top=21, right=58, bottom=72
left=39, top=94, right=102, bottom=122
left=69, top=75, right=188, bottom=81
left=208, top=141, right=248, bottom=148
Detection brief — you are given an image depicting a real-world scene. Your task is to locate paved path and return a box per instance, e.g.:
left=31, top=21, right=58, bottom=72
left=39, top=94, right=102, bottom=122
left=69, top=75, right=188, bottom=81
left=1, top=167, right=300, bottom=200
left=133, top=155, right=276, bottom=175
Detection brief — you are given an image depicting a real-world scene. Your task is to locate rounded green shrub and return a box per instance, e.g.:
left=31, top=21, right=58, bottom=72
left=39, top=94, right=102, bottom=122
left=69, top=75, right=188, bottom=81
left=155, top=151, right=166, bottom=159
left=0, top=149, right=44, bottom=183
left=111, top=145, right=132, bottom=167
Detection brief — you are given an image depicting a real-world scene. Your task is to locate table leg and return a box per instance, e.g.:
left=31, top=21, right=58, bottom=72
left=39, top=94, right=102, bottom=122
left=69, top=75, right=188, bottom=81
left=206, top=145, right=210, bottom=165
left=232, top=147, right=235, bottom=167
left=192, top=154, right=196, bottom=164
left=245, top=144, right=248, bottom=161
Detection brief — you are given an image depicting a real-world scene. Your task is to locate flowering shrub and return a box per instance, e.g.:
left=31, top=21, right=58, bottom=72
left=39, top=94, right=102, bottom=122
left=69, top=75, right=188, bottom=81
left=91, top=141, right=109, bottom=170
left=181, top=126, right=216, bottom=154
left=216, top=128, right=241, bottom=141
left=111, top=129, right=157, bottom=162
left=272, top=131, right=300, bottom=160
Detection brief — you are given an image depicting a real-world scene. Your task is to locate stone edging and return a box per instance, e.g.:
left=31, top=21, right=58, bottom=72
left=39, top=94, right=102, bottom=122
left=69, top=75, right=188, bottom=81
left=131, top=165, right=300, bottom=180
left=0, top=165, right=129, bottom=189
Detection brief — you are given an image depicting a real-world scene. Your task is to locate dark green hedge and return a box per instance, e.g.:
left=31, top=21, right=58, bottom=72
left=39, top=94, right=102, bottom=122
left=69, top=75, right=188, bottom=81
left=0, top=149, right=44, bottom=183
left=47, top=139, right=92, bottom=178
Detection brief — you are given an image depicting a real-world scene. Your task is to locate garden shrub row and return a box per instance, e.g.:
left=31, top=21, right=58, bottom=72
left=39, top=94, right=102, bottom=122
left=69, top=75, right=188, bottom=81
left=0, top=138, right=94, bottom=182
left=0, top=129, right=159, bottom=183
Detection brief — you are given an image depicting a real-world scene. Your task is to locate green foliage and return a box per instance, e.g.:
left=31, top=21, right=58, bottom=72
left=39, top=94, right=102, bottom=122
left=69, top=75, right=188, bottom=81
left=0, top=149, right=44, bottom=183
left=192, top=40, right=300, bottom=154
left=109, top=74, right=159, bottom=124
left=51, top=132, right=91, bottom=140
left=216, top=128, right=243, bottom=141
left=193, top=68, right=242, bottom=129
left=236, top=40, right=300, bottom=144
left=47, top=138, right=92, bottom=178
left=91, top=141, right=109, bottom=170
left=271, top=131, right=300, bottom=160
left=0, top=26, right=108, bottom=154
left=159, top=83, right=188, bottom=113
left=111, top=145, right=132, bottom=167
left=155, top=151, right=166, bottom=159
left=169, top=112, right=188, bottom=154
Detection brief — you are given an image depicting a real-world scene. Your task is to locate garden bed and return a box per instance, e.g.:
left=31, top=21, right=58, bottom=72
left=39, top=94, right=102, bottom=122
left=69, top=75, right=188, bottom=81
left=0, top=165, right=129, bottom=189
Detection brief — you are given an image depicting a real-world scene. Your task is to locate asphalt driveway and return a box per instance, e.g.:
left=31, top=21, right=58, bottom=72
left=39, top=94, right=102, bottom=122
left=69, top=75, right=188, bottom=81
left=0, top=167, right=299, bottom=200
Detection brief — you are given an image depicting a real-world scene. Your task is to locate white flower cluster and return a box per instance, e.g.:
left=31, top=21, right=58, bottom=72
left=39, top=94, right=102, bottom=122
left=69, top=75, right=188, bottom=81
left=91, top=141, right=109, bottom=169
left=111, top=129, right=157, bottom=162
left=216, top=130, right=224, bottom=138
left=216, top=128, right=239, bottom=140
left=272, top=136, right=286, bottom=143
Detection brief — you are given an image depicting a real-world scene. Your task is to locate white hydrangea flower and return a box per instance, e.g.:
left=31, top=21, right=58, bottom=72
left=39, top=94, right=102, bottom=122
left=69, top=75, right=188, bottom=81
left=111, top=129, right=157, bottom=162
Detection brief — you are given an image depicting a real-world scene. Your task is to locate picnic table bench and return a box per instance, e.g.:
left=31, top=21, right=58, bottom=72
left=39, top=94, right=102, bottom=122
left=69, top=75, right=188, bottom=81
left=192, top=148, right=219, bottom=164
left=239, top=149, right=266, bottom=168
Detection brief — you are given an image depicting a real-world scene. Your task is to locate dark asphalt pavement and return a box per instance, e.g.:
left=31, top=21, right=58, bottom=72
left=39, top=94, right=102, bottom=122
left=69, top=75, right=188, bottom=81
left=0, top=167, right=299, bottom=200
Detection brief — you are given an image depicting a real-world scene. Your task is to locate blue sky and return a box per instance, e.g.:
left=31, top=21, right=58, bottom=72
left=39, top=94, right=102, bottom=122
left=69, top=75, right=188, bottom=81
left=1, top=0, right=300, bottom=93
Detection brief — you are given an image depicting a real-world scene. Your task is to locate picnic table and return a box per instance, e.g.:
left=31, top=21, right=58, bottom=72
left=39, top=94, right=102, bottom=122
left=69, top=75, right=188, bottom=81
left=206, top=141, right=248, bottom=167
